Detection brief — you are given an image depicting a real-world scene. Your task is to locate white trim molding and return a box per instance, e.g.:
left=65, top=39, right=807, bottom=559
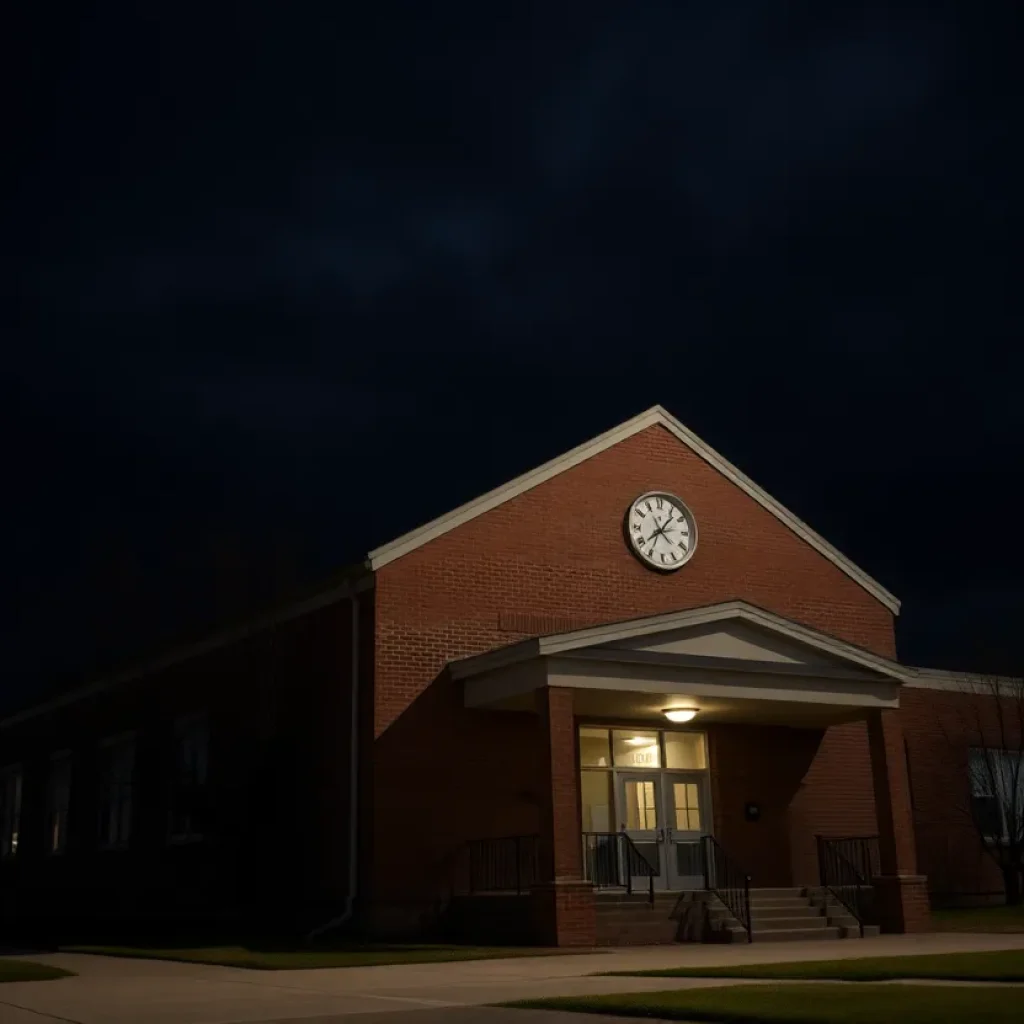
left=450, top=600, right=909, bottom=684
left=367, top=405, right=900, bottom=614
left=902, top=666, right=1024, bottom=693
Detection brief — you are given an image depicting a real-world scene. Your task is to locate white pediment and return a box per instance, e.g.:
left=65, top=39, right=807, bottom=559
left=449, top=601, right=907, bottom=686
left=597, top=620, right=838, bottom=668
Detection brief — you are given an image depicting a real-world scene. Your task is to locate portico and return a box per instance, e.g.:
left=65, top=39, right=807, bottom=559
left=450, top=600, right=929, bottom=945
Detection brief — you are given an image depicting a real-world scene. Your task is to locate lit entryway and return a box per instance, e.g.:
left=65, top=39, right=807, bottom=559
left=580, top=726, right=710, bottom=891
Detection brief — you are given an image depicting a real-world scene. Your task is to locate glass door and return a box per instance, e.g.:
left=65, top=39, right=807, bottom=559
left=663, top=772, right=708, bottom=890
left=616, top=773, right=666, bottom=889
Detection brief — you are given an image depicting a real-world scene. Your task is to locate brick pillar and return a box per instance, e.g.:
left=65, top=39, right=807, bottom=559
left=867, top=709, right=930, bottom=933
left=530, top=686, right=596, bottom=947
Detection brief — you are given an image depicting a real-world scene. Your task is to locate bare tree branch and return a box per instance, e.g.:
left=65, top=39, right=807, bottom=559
left=941, top=672, right=1024, bottom=905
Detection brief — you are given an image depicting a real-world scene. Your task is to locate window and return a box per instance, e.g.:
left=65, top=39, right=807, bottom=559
left=97, top=735, right=135, bottom=849
left=623, top=779, right=658, bottom=830
left=580, top=770, right=613, bottom=832
left=45, top=752, right=73, bottom=855
left=664, top=731, right=707, bottom=770
left=969, top=748, right=1023, bottom=842
left=0, top=765, right=22, bottom=859
left=579, top=727, right=611, bottom=767
left=612, top=730, right=661, bottom=768
left=169, top=714, right=209, bottom=842
left=671, top=781, right=702, bottom=831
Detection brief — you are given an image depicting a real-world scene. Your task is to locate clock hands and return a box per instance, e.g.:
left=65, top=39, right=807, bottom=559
left=645, top=514, right=674, bottom=549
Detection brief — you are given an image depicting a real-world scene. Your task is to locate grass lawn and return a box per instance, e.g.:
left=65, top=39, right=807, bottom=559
left=597, top=947, right=1024, bottom=982
left=61, top=942, right=597, bottom=970
left=0, top=959, right=75, bottom=983
left=933, top=904, right=1024, bottom=933
left=505, top=983, right=1024, bottom=1023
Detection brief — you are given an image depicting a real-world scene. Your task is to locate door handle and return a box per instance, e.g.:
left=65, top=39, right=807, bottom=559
left=657, top=828, right=665, bottom=842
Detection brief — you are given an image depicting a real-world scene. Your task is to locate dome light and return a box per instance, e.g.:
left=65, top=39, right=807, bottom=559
left=663, top=708, right=698, bottom=724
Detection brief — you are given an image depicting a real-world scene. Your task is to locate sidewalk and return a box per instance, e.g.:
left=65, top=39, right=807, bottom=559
left=3, top=932, right=1024, bottom=1024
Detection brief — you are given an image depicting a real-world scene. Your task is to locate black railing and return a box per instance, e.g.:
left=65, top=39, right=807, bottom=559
left=582, top=832, right=657, bottom=904
left=820, top=836, right=880, bottom=883
left=816, top=835, right=877, bottom=937
left=701, top=834, right=752, bottom=942
left=461, top=835, right=540, bottom=895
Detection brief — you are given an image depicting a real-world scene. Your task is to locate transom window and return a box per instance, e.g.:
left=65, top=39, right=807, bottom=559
left=580, top=727, right=707, bottom=770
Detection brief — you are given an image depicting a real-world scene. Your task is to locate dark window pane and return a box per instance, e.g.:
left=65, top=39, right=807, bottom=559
left=972, top=794, right=1004, bottom=838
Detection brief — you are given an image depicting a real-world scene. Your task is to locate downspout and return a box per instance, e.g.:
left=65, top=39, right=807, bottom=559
left=307, top=593, right=360, bottom=940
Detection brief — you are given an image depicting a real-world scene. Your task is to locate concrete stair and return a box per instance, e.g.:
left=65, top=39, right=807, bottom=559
left=709, top=888, right=880, bottom=943
left=594, top=887, right=879, bottom=946
left=594, top=892, right=684, bottom=946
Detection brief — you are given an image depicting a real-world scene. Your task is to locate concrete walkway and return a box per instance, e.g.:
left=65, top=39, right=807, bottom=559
left=2, top=932, right=1024, bottom=1024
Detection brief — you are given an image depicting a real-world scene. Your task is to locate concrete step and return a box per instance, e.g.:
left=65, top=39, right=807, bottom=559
left=596, top=924, right=680, bottom=946
left=596, top=907, right=673, bottom=915
left=596, top=923, right=676, bottom=933
left=745, top=901, right=815, bottom=909
left=749, top=905, right=824, bottom=920
left=596, top=912, right=675, bottom=925
left=750, top=915, right=831, bottom=931
left=594, top=893, right=682, bottom=904
left=836, top=924, right=881, bottom=939
left=745, top=905, right=816, bottom=916
left=748, top=888, right=806, bottom=897
left=739, top=926, right=842, bottom=942
left=595, top=899, right=680, bottom=910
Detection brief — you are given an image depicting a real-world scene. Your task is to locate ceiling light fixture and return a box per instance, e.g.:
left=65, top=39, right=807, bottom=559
left=663, top=708, right=698, bottom=724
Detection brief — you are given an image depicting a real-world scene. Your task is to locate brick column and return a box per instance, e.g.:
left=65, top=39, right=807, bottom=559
left=867, top=709, right=930, bottom=933
left=530, top=686, right=596, bottom=947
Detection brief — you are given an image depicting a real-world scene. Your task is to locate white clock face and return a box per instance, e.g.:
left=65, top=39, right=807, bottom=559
left=626, top=491, right=697, bottom=572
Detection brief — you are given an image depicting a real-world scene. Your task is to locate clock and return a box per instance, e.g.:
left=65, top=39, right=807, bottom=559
left=625, top=491, right=697, bottom=572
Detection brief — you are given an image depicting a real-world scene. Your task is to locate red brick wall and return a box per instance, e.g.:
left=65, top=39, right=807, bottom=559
left=709, top=724, right=825, bottom=886
left=900, top=686, right=1018, bottom=902
left=370, top=424, right=897, bottom=916
left=789, top=721, right=879, bottom=885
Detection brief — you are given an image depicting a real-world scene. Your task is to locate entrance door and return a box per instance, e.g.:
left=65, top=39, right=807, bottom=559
left=617, top=773, right=665, bottom=889
left=663, top=773, right=708, bottom=890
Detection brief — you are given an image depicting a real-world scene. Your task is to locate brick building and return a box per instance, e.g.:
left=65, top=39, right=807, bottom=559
left=1, top=406, right=1019, bottom=945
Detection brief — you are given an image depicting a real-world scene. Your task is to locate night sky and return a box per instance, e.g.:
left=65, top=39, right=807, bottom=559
left=7, top=2, right=1023, bottom=712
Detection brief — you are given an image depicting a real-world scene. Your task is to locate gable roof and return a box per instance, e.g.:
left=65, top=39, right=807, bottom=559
left=448, top=599, right=908, bottom=683
left=366, top=404, right=900, bottom=614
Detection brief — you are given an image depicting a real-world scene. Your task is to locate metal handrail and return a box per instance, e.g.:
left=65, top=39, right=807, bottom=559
left=817, top=836, right=880, bottom=881
left=582, top=832, right=657, bottom=904
left=701, top=834, right=752, bottom=942
left=816, top=835, right=877, bottom=937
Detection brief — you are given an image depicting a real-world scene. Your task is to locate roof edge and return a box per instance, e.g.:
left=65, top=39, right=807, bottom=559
left=1, top=566, right=373, bottom=731
left=366, top=404, right=900, bottom=615
left=902, top=665, right=1024, bottom=692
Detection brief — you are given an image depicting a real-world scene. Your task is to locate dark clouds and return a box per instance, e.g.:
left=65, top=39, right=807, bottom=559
left=7, top=1, right=1023, bottom=706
